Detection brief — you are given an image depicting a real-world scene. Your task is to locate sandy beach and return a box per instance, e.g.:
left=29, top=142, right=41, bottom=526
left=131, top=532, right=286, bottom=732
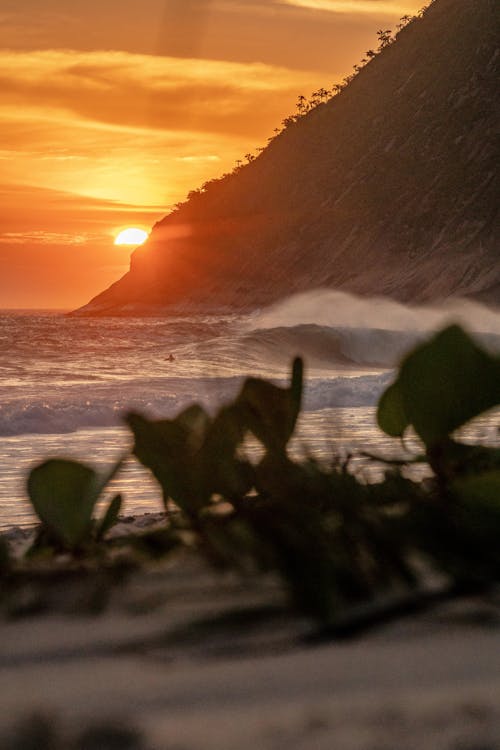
left=1, top=516, right=499, bottom=749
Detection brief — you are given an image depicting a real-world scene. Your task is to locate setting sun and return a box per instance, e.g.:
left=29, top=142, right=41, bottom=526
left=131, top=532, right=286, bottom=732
left=114, top=228, right=149, bottom=246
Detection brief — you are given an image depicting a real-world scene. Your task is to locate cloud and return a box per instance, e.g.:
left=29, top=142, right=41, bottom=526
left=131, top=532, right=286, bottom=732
left=0, top=48, right=327, bottom=206
left=0, top=183, right=165, bottom=245
left=279, top=0, right=415, bottom=14
left=175, top=155, right=221, bottom=162
left=0, top=49, right=321, bottom=138
left=0, top=231, right=95, bottom=246
left=0, top=111, right=251, bottom=206
left=1, top=1, right=424, bottom=78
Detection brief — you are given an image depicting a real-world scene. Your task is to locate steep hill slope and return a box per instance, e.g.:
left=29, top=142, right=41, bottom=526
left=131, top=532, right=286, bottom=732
left=76, top=0, right=500, bottom=315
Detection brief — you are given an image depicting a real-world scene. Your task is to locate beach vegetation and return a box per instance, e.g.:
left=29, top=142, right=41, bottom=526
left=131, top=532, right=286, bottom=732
left=26, top=457, right=124, bottom=552
left=377, top=324, right=500, bottom=587
left=1, top=323, right=499, bottom=630
left=123, top=325, right=500, bottom=621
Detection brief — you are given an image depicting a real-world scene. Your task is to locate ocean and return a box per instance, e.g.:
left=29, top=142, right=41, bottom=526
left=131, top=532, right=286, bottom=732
left=1, top=290, right=499, bottom=530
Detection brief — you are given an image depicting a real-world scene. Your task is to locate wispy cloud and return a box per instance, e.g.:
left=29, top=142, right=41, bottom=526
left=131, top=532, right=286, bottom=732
left=0, top=48, right=324, bottom=206
left=279, top=0, right=415, bottom=14
left=0, top=231, right=97, bottom=245
left=0, top=49, right=320, bottom=137
left=175, top=155, right=221, bottom=163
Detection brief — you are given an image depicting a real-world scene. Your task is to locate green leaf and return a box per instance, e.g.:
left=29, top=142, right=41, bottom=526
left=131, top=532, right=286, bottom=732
left=377, top=380, right=408, bottom=438
left=201, top=404, right=254, bottom=498
left=400, top=326, right=500, bottom=445
left=27, top=459, right=97, bottom=548
left=88, top=454, right=125, bottom=508
left=377, top=326, right=500, bottom=447
left=237, top=357, right=303, bottom=454
left=97, top=493, right=123, bottom=541
left=176, top=404, right=211, bottom=452
left=126, top=411, right=208, bottom=514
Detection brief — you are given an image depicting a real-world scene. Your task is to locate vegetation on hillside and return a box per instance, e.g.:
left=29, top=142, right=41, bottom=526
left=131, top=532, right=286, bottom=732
left=176, top=4, right=432, bottom=210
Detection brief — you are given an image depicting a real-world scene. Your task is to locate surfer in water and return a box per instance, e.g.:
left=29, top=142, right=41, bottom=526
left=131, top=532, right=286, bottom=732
left=167, top=353, right=175, bottom=362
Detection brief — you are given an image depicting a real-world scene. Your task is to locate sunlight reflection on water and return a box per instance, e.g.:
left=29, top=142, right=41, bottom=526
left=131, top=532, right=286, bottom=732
left=0, top=407, right=497, bottom=530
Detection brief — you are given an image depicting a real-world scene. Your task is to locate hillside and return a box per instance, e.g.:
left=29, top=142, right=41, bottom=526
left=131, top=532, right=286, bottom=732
left=75, top=0, right=500, bottom=315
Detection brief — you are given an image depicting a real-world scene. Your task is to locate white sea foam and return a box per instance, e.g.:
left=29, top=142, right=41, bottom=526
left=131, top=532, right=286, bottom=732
left=1, top=291, right=499, bottom=438
left=0, top=372, right=394, bottom=437
left=250, top=289, right=500, bottom=337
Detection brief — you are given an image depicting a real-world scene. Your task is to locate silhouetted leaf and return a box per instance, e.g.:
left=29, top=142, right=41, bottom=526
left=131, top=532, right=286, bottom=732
left=237, top=357, right=303, bottom=454
left=27, top=459, right=97, bottom=549
left=202, top=404, right=254, bottom=498
left=126, top=411, right=207, bottom=514
left=88, top=455, right=125, bottom=507
left=97, top=494, right=122, bottom=541
left=175, top=404, right=211, bottom=452
left=378, top=326, right=500, bottom=447
left=377, top=380, right=408, bottom=437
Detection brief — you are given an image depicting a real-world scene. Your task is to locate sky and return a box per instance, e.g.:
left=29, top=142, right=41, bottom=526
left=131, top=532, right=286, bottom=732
left=1, top=0, right=422, bottom=308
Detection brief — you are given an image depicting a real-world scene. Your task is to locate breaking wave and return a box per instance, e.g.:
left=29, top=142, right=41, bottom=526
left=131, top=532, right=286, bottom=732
left=0, top=372, right=393, bottom=437
left=2, top=289, right=499, bottom=437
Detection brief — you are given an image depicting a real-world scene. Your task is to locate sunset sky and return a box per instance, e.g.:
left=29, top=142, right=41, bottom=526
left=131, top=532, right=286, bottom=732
left=1, top=0, right=422, bottom=308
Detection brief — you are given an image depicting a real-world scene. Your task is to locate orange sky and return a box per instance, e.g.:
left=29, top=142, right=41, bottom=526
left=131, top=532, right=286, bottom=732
left=0, top=0, right=422, bottom=308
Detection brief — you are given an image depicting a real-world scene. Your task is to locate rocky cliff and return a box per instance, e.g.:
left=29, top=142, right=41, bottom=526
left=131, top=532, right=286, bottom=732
left=76, top=0, right=500, bottom=315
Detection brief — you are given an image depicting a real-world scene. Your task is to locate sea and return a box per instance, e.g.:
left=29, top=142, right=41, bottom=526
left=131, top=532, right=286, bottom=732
left=1, top=289, right=499, bottom=530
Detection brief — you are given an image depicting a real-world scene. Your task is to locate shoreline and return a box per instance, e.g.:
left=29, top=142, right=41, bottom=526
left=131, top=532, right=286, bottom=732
left=0, top=510, right=170, bottom=554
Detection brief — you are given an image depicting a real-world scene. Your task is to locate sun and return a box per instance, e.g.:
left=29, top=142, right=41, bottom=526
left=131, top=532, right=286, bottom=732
left=114, top=228, right=149, bottom=246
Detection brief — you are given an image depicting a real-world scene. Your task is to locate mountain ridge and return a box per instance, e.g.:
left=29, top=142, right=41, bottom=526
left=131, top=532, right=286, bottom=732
left=75, top=0, right=500, bottom=316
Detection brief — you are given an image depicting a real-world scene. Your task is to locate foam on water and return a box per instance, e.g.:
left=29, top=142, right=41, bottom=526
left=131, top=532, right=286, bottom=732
left=1, top=291, right=499, bottom=438
left=0, top=373, right=396, bottom=437
left=250, top=289, right=500, bottom=336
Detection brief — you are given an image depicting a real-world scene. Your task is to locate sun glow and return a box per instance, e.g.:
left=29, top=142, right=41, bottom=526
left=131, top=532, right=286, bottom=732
left=114, top=228, right=149, bottom=246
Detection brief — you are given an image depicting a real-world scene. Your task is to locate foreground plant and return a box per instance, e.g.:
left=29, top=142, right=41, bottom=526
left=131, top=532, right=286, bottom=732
left=3, top=324, right=498, bottom=630
left=126, top=358, right=419, bottom=620
left=377, top=324, right=500, bottom=585
left=126, top=325, right=500, bottom=623
left=27, top=457, right=124, bottom=553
